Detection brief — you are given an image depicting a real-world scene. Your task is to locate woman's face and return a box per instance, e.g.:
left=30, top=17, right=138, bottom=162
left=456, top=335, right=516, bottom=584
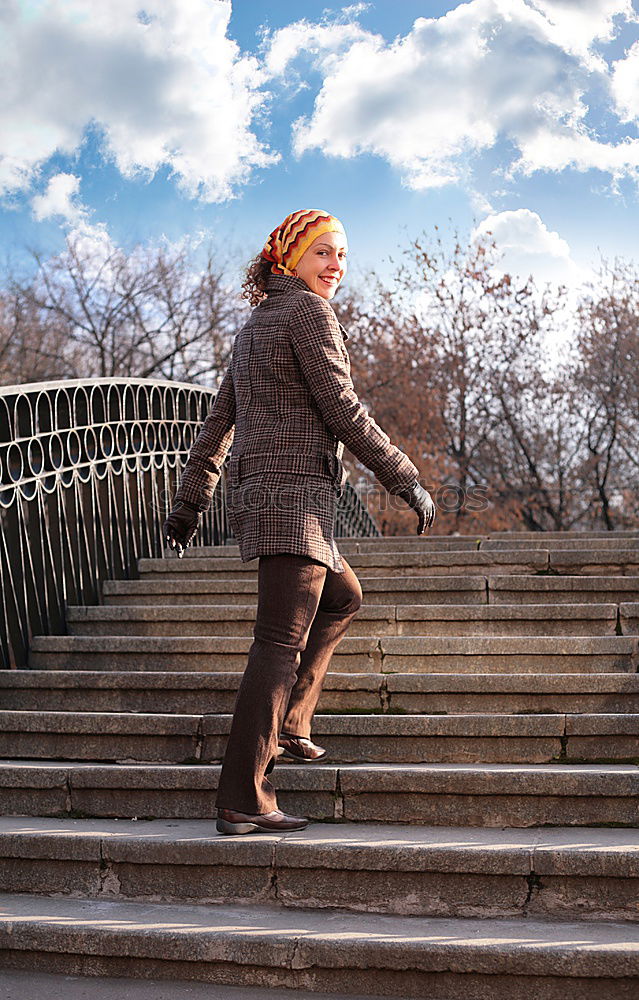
left=293, top=230, right=348, bottom=300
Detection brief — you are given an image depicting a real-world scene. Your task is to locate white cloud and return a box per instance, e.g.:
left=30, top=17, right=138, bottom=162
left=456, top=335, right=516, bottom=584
left=65, top=219, right=117, bottom=267
left=265, top=0, right=638, bottom=191
left=0, top=0, right=277, bottom=201
left=472, top=208, right=587, bottom=286
left=512, top=126, right=639, bottom=180
left=611, top=39, right=639, bottom=121
left=263, top=19, right=370, bottom=79
left=31, top=173, right=85, bottom=222
left=527, top=0, right=635, bottom=62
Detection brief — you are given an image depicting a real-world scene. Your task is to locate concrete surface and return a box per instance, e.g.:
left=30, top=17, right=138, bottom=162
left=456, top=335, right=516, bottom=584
left=0, top=969, right=383, bottom=1000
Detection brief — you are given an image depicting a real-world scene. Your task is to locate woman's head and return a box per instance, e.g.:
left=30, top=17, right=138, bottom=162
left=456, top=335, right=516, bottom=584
left=242, top=209, right=348, bottom=306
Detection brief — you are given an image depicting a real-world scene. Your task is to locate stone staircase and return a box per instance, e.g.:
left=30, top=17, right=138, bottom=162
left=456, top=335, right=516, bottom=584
left=1, top=531, right=639, bottom=997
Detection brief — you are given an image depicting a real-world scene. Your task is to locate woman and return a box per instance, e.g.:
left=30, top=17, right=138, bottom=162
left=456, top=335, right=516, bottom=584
left=163, top=209, right=435, bottom=835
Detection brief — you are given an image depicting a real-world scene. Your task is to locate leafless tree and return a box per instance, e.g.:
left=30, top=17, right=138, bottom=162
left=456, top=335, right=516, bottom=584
left=3, top=234, right=245, bottom=387
left=391, top=228, right=559, bottom=530
left=571, top=258, right=639, bottom=528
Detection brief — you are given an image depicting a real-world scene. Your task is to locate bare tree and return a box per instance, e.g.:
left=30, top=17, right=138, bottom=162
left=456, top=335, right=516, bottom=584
left=6, top=234, right=245, bottom=386
left=0, top=285, right=83, bottom=385
left=391, top=228, right=556, bottom=530
left=571, top=258, right=639, bottom=528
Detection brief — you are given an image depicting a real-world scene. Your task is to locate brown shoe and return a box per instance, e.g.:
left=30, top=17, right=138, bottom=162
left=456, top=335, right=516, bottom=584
left=216, top=808, right=309, bottom=835
left=278, top=734, right=327, bottom=762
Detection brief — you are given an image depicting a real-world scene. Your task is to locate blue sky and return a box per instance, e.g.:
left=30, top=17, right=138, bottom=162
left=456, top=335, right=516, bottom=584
left=2, top=0, right=639, bottom=290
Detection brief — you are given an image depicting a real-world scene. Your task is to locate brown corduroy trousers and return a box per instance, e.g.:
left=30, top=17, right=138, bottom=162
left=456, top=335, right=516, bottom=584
left=215, top=552, right=363, bottom=815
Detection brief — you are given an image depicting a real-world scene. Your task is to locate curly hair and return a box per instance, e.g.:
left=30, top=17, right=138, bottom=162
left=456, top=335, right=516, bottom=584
left=241, top=254, right=273, bottom=307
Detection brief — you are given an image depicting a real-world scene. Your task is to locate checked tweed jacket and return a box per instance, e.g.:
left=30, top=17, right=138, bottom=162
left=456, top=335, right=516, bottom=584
left=173, top=272, right=419, bottom=572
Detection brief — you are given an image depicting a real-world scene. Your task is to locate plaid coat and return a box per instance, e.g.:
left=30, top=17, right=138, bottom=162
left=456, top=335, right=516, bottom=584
left=174, top=273, right=419, bottom=572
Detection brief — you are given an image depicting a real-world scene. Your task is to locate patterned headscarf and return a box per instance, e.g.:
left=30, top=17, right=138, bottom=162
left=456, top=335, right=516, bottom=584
left=261, top=209, right=346, bottom=277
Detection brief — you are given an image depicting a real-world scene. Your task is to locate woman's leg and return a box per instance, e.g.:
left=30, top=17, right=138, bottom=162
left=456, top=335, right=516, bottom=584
left=281, top=557, right=362, bottom=740
left=215, top=553, right=328, bottom=815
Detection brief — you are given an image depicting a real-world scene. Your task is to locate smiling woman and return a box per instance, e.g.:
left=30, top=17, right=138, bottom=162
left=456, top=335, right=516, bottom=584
left=241, top=208, right=348, bottom=306
left=293, top=231, right=348, bottom=300
left=162, top=206, right=435, bottom=836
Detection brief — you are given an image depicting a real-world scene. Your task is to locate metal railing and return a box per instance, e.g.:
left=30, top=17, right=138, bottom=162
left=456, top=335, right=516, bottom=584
left=0, top=378, right=378, bottom=668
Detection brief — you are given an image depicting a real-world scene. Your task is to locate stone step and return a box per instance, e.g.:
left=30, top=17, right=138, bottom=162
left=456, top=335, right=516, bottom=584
left=385, top=673, right=639, bottom=715
left=2, top=816, right=639, bottom=924
left=139, top=550, right=551, bottom=579
left=1, top=893, right=638, bottom=999
left=0, top=970, right=385, bottom=1000
left=188, top=537, right=485, bottom=558
left=1, top=710, right=638, bottom=765
left=5, top=670, right=639, bottom=715
left=621, top=604, right=639, bottom=635
left=142, top=549, right=639, bottom=578
left=65, top=602, right=620, bottom=637
left=491, top=530, right=639, bottom=539
left=2, top=759, right=639, bottom=827
left=102, top=575, right=489, bottom=606
left=101, top=575, right=639, bottom=608
left=547, top=550, right=639, bottom=575
left=482, top=538, right=639, bottom=551
left=490, top=576, right=639, bottom=604
left=28, top=635, right=639, bottom=674
left=0, top=669, right=388, bottom=714
left=190, top=536, right=639, bottom=558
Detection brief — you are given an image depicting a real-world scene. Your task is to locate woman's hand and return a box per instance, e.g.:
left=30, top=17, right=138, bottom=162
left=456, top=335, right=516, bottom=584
left=163, top=501, right=201, bottom=557
left=397, top=480, right=436, bottom=534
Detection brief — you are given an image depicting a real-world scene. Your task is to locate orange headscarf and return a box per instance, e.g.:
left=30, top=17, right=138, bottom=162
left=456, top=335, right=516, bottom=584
left=261, top=208, right=346, bottom=277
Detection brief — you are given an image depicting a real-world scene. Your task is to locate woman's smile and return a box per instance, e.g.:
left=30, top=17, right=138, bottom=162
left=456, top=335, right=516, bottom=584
left=294, top=231, right=348, bottom=300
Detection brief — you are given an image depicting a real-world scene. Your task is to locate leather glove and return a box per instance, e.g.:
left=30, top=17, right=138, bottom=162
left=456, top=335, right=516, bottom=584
left=397, top=480, right=436, bottom=534
left=163, top=500, right=201, bottom=558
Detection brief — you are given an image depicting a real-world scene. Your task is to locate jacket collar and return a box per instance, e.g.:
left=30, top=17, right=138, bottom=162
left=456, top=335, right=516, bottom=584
left=265, top=272, right=309, bottom=296
left=264, top=272, right=349, bottom=341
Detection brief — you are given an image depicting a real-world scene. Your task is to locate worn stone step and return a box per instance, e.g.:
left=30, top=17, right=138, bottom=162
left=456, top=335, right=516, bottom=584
left=66, top=603, right=401, bottom=638
left=2, top=759, right=639, bottom=828
left=376, top=636, right=639, bottom=674
left=547, top=550, right=639, bottom=575
left=28, top=634, right=639, bottom=674
left=2, top=711, right=637, bottom=765
left=483, top=538, right=639, bottom=551
left=0, top=670, right=388, bottom=715
left=28, top=634, right=380, bottom=672
left=65, top=602, right=619, bottom=637
left=489, top=576, right=639, bottom=605
left=1, top=892, right=638, bottom=999
left=2, top=817, right=639, bottom=924
left=188, top=537, right=484, bottom=558
left=3, top=710, right=639, bottom=765
left=386, top=673, right=639, bottom=715
left=101, top=575, right=639, bottom=609
left=193, top=537, right=639, bottom=558
left=0, top=670, right=388, bottom=714
left=492, top=530, right=639, bottom=538
left=139, top=549, right=550, bottom=579
left=102, top=575, right=489, bottom=607
left=0, top=970, right=384, bottom=1000
left=621, top=604, right=639, bottom=635
left=5, top=671, right=639, bottom=716
left=393, top=603, right=619, bottom=637
left=145, top=549, right=639, bottom=578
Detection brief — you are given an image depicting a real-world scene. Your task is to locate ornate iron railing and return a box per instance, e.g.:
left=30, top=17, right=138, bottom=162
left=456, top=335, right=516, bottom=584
left=336, top=480, right=380, bottom=538
left=0, top=378, right=378, bottom=668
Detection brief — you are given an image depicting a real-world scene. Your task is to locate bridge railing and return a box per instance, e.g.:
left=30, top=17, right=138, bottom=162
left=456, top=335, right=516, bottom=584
left=0, top=378, right=378, bottom=668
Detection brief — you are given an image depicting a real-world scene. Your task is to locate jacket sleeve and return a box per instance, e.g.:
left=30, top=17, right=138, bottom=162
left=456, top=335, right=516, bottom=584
left=173, top=363, right=235, bottom=511
left=289, top=293, right=419, bottom=494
